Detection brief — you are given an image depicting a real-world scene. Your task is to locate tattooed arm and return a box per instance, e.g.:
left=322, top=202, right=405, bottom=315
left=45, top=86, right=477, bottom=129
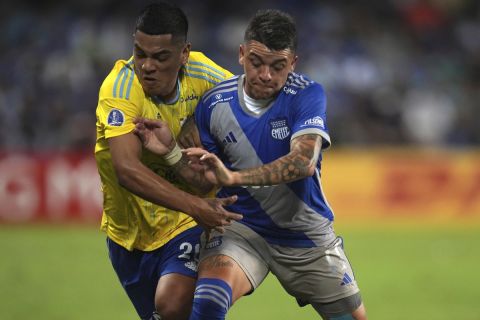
left=133, top=117, right=214, bottom=195
left=184, top=134, right=323, bottom=187
left=235, top=133, right=322, bottom=186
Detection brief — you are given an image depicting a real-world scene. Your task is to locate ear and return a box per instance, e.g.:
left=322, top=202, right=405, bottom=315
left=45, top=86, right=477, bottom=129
left=290, top=55, right=298, bottom=72
left=238, top=44, right=245, bottom=66
left=181, top=43, right=191, bottom=65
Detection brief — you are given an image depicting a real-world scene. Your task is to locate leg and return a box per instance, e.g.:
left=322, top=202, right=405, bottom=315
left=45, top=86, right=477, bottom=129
left=106, top=237, right=156, bottom=319
left=311, top=292, right=367, bottom=320
left=189, top=254, right=252, bottom=320
left=153, top=226, right=203, bottom=320
left=270, top=237, right=368, bottom=319
left=154, top=273, right=196, bottom=320
left=189, top=223, right=271, bottom=320
left=199, top=254, right=252, bottom=303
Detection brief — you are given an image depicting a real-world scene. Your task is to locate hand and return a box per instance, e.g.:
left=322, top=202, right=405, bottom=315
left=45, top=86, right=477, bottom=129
left=133, top=117, right=176, bottom=156
left=192, top=195, right=243, bottom=234
left=177, top=116, right=203, bottom=148
left=183, top=148, right=237, bottom=186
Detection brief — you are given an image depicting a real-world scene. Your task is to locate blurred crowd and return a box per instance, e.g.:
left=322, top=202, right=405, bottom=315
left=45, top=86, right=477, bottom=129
left=0, top=0, right=479, bottom=151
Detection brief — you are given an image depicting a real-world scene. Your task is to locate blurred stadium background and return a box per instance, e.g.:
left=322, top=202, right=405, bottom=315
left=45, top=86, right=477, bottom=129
left=1, top=0, right=479, bottom=319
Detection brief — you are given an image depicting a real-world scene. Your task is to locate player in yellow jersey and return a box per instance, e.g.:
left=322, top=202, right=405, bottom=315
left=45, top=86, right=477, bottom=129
left=94, top=3, right=242, bottom=319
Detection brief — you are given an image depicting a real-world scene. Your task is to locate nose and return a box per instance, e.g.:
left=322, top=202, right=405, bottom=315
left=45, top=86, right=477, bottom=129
left=141, top=58, right=155, bottom=73
left=258, top=66, right=272, bottom=82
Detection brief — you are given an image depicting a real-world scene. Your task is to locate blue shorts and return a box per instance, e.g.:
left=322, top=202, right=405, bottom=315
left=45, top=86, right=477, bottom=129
left=107, top=226, right=202, bottom=319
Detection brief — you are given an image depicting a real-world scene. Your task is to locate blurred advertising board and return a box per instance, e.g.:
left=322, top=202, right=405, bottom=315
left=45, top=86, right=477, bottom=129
left=0, top=149, right=479, bottom=223
left=322, top=149, right=480, bottom=222
left=0, top=152, right=101, bottom=223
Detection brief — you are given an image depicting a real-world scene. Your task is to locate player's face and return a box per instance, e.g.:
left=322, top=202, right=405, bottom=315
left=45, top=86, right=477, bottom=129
left=239, top=40, right=297, bottom=100
left=133, top=31, right=190, bottom=99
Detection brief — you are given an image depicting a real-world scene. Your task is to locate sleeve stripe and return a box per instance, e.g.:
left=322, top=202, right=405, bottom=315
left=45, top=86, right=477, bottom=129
left=185, top=72, right=219, bottom=85
left=112, top=68, right=126, bottom=98
left=125, top=69, right=135, bottom=100
left=113, top=65, right=135, bottom=99
left=185, top=66, right=225, bottom=81
left=119, top=68, right=129, bottom=99
left=187, top=61, right=226, bottom=77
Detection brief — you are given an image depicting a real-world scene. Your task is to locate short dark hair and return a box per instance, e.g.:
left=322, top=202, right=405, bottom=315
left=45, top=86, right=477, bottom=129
left=135, top=2, right=188, bottom=43
left=244, top=9, right=297, bottom=52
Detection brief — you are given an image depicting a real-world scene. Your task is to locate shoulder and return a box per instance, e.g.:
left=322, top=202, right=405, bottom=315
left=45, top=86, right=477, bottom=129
left=99, top=57, right=143, bottom=102
left=284, top=72, right=324, bottom=96
left=184, top=51, right=234, bottom=85
left=200, top=75, right=240, bottom=106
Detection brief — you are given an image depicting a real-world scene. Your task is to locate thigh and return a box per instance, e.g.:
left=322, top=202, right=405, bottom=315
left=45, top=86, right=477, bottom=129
left=271, top=237, right=360, bottom=305
left=107, top=237, right=156, bottom=319
left=153, top=226, right=203, bottom=319
left=157, top=225, right=203, bottom=278
left=200, top=222, right=270, bottom=292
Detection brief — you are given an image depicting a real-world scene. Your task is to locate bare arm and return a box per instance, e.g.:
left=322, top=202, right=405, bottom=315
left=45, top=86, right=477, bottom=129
left=109, top=132, right=203, bottom=212
left=177, top=115, right=202, bottom=149
left=185, top=134, right=323, bottom=187
left=133, top=117, right=214, bottom=194
left=108, top=132, right=241, bottom=230
left=171, top=154, right=215, bottom=195
left=233, top=134, right=322, bottom=186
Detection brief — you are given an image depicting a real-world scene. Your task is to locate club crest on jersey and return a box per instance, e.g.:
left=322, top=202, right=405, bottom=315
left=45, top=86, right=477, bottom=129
left=270, top=118, right=290, bottom=140
left=107, top=109, right=125, bottom=126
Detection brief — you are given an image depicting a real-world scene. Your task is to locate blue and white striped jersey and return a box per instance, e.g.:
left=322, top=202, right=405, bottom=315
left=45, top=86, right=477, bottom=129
left=195, top=73, right=336, bottom=248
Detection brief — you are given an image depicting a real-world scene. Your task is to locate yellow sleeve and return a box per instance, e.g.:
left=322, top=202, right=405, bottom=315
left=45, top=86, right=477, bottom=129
left=97, top=60, right=144, bottom=139
left=98, top=97, right=138, bottom=139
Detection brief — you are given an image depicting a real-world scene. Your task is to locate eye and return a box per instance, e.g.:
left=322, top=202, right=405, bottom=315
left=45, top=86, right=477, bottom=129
left=155, top=55, right=169, bottom=62
left=273, top=64, right=286, bottom=71
left=249, top=57, right=262, bottom=68
left=135, top=50, right=146, bottom=58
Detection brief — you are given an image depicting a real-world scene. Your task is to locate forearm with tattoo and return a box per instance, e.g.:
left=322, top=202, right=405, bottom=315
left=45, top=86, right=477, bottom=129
left=171, top=155, right=214, bottom=195
left=235, top=134, right=322, bottom=186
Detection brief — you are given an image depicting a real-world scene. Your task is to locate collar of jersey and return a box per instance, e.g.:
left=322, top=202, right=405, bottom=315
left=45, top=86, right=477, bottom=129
left=152, top=78, right=180, bottom=105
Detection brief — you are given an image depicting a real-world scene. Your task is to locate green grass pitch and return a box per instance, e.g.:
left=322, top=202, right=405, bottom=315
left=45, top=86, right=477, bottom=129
left=1, top=223, right=479, bottom=319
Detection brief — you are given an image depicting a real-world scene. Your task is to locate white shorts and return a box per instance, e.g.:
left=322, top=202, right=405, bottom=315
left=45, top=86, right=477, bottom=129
left=200, top=221, right=360, bottom=304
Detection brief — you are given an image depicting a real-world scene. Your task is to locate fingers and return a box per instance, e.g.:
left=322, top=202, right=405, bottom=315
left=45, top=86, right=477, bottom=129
left=213, top=226, right=225, bottom=234
left=133, top=117, right=166, bottom=129
left=219, top=195, right=238, bottom=206
left=225, top=211, right=243, bottom=222
left=183, top=147, right=208, bottom=157
left=133, top=117, right=144, bottom=125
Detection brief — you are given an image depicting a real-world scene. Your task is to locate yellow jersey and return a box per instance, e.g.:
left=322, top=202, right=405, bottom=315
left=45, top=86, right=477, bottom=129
left=95, top=52, right=232, bottom=251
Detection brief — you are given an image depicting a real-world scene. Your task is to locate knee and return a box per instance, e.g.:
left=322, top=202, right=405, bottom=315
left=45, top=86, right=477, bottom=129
left=155, top=300, right=191, bottom=320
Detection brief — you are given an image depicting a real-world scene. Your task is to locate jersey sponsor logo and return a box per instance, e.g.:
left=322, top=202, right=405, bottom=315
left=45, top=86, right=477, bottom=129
left=283, top=86, right=297, bottom=95
left=107, top=109, right=125, bottom=126
left=208, top=95, right=233, bottom=108
left=180, top=94, right=199, bottom=103
left=301, top=116, right=325, bottom=129
left=270, top=118, right=291, bottom=140
left=205, top=236, right=222, bottom=249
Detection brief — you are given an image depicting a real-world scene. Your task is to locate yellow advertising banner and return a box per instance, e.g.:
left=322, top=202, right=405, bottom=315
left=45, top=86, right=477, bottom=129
left=321, top=149, right=480, bottom=222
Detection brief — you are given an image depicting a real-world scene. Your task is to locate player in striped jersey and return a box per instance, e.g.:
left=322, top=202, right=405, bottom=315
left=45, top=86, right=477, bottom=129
left=134, top=9, right=367, bottom=320
left=94, top=3, right=242, bottom=319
